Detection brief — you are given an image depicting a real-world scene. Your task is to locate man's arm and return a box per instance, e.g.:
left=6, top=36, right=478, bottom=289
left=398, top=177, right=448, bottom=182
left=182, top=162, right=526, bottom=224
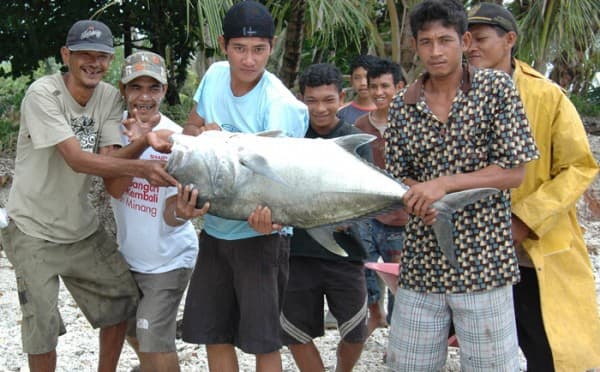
left=183, top=103, right=221, bottom=136
left=403, top=164, right=525, bottom=218
left=56, top=135, right=176, bottom=187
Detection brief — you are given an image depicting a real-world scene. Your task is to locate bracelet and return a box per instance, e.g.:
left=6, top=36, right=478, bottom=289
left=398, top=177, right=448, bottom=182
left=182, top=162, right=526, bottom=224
left=173, top=208, right=188, bottom=223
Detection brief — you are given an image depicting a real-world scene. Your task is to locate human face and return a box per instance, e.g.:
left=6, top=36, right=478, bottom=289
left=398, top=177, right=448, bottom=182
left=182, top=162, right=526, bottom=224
left=351, top=67, right=370, bottom=100
left=468, top=24, right=515, bottom=74
left=61, top=47, right=113, bottom=89
left=413, top=21, right=470, bottom=79
left=368, top=73, right=403, bottom=112
left=121, top=76, right=167, bottom=123
left=302, top=84, right=344, bottom=135
left=219, top=36, right=273, bottom=94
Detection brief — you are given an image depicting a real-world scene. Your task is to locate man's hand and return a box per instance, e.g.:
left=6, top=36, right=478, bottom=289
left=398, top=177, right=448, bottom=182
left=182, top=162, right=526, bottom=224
left=197, top=122, right=221, bottom=134
left=141, top=160, right=177, bottom=186
left=248, top=205, right=283, bottom=234
left=176, top=184, right=210, bottom=219
left=403, top=178, right=447, bottom=218
left=122, top=108, right=161, bottom=141
left=511, top=214, right=531, bottom=247
left=147, top=129, right=175, bottom=153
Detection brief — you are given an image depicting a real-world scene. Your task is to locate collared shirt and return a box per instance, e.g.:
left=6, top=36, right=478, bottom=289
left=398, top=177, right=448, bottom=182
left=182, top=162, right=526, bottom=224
left=385, top=65, right=539, bottom=293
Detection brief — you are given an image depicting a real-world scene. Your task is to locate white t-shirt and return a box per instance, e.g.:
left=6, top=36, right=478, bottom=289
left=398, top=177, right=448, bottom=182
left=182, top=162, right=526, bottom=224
left=110, top=113, right=198, bottom=273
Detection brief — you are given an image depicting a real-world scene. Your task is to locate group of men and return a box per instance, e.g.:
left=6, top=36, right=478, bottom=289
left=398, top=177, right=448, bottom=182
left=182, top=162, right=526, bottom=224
left=1, top=0, right=600, bottom=372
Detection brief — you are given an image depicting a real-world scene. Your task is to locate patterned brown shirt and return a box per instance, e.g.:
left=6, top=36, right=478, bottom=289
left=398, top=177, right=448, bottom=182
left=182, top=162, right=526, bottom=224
left=385, top=65, right=539, bottom=293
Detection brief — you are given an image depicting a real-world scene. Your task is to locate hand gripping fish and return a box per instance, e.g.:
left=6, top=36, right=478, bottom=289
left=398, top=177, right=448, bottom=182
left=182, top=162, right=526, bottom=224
left=166, top=130, right=497, bottom=268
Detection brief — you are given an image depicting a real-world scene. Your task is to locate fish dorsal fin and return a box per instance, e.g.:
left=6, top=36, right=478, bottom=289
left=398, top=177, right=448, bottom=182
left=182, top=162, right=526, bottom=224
left=332, top=134, right=376, bottom=154
left=238, top=149, right=288, bottom=186
left=255, top=130, right=285, bottom=138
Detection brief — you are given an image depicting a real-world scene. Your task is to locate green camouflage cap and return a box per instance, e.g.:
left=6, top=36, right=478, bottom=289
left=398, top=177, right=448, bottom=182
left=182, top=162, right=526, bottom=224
left=468, top=3, right=518, bottom=34
left=121, top=51, right=168, bottom=85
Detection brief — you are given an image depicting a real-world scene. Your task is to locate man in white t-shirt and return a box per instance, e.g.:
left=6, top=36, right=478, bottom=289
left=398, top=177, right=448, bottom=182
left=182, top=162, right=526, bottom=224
left=107, top=51, right=206, bottom=372
left=1, top=20, right=177, bottom=372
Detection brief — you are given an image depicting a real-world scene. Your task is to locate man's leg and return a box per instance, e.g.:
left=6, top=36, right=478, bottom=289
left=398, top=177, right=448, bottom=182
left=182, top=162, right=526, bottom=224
left=386, top=288, right=449, bottom=371
left=139, top=352, right=180, bottom=372
left=206, top=344, right=238, bottom=372
left=336, top=341, right=364, bottom=372
left=28, top=351, right=57, bottom=372
left=513, top=266, right=554, bottom=372
left=98, top=320, right=128, bottom=372
left=450, top=285, right=520, bottom=372
left=255, top=350, right=283, bottom=372
left=127, top=336, right=181, bottom=372
left=366, top=302, right=386, bottom=335
left=288, top=342, right=325, bottom=372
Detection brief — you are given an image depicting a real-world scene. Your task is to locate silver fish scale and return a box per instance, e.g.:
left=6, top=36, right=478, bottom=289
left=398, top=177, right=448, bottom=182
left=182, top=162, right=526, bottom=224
left=166, top=131, right=408, bottom=228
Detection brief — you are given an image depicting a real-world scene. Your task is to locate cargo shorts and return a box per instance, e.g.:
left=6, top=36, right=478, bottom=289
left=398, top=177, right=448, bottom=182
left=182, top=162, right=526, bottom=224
left=127, top=268, right=192, bottom=353
left=1, top=221, right=139, bottom=354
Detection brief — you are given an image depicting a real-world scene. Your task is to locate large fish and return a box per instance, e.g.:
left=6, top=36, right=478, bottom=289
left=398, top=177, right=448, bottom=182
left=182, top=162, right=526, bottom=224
left=166, top=130, right=497, bottom=268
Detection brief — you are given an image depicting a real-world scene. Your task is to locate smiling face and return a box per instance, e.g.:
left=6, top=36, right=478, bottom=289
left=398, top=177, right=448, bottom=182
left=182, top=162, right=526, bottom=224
left=61, top=47, right=113, bottom=89
left=302, top=84, right=344, bottom=135
left=121, top=76, right=167, bottom=123
left=413, top=21, right=470, bottom=79
left=219, top=36, right=274, bottom=95
left=467, top=24, right=515, bottom=74
left=368, top=73, right=403, bottom=112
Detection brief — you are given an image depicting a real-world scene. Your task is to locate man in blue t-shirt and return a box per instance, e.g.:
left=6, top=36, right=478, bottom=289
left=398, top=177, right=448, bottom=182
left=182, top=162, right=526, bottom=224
left=177, top=2, right=309, bottom=371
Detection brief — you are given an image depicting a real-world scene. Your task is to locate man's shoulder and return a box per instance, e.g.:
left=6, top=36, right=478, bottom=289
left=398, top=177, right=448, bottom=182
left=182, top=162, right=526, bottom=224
left=515, top=60, right=564, bottom=95
left=27, top=73, right=63, bottom=96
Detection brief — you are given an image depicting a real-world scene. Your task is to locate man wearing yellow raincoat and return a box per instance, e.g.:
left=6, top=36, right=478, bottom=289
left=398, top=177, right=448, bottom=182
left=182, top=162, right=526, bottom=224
left=467, top=3, right=600, bottom=371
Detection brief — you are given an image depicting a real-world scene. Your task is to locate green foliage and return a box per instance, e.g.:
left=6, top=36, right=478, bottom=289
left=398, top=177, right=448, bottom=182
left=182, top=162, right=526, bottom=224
left=571, top=87, right=600, bottom=117
left=0, top=74, right=29, bottom=155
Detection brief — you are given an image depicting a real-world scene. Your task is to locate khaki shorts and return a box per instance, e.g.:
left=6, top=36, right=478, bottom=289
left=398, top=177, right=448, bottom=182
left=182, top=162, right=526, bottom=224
left=1, top=221, right=139, bottom=354
left=127, top=268, right=192, bottom=352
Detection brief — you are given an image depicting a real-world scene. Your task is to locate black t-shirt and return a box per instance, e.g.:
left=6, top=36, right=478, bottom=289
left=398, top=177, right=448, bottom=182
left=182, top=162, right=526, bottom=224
left=290, top=120, right=373, bottom=262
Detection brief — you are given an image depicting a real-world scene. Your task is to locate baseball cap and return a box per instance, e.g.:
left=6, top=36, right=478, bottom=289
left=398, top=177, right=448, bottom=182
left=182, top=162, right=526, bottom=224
left=66, top=20, right=114, bottom=54
left=468, top=3, right=518, bottom=34
left=223, top=1, right=275, bottom=39
left=121, top=51, right=168, bottom=85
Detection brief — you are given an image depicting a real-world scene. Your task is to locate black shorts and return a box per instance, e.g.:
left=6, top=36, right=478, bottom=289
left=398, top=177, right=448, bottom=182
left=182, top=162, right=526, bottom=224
left=181, top=231, right=290, bottom=354
left=280, top=256, right=367, bottom=345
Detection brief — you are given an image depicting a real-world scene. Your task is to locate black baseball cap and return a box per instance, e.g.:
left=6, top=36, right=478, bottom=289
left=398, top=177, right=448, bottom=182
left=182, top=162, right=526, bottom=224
left=66, top=20, right=114, bottom=54
left=468, top=3, right=518, bottom=34
left=223, top=1, right=275, bottom=39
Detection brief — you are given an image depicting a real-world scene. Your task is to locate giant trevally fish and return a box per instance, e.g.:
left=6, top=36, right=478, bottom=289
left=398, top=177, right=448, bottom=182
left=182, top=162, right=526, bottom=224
left=166, top=130, right=497, bottom=268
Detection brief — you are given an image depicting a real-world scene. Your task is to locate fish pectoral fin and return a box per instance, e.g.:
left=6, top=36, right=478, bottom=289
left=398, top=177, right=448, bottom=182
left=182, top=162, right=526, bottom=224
left=307, top=227, right=350, bottom=257
left=238, top=151, right=288, bottom=186
left=332, top=134, right=376, bottom=155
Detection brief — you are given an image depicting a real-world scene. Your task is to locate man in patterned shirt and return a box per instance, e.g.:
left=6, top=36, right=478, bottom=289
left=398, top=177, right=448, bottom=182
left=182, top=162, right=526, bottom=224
left=384, top=1, right=538, bottom=371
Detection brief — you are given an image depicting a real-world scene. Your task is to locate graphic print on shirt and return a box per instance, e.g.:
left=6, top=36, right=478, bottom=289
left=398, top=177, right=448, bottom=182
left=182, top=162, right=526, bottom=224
left=71, top=115, right=97, bottom=152
left=117, top=153, right=169, bottom=218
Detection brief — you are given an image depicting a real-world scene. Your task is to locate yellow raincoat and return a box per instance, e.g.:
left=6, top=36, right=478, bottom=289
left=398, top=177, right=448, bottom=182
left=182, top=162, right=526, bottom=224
left=511, top=59, right=600, bottom=371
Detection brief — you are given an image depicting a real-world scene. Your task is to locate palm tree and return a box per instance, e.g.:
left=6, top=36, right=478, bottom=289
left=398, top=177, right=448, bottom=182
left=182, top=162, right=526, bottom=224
left=513, top=0, right=599, bottom=93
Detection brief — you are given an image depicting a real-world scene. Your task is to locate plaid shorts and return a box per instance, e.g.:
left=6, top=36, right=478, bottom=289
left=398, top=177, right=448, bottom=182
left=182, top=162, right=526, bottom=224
left=387, top=285, right=520, bottom=372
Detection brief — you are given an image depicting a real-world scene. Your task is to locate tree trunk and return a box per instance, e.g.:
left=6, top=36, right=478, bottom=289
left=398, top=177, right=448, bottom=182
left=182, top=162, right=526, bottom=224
left=279, top=0, right=306, bottom=89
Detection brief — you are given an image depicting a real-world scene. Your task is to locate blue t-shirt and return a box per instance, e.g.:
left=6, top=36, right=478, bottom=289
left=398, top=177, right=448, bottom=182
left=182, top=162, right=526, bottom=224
left=193, top=61, right=309, bottom=240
